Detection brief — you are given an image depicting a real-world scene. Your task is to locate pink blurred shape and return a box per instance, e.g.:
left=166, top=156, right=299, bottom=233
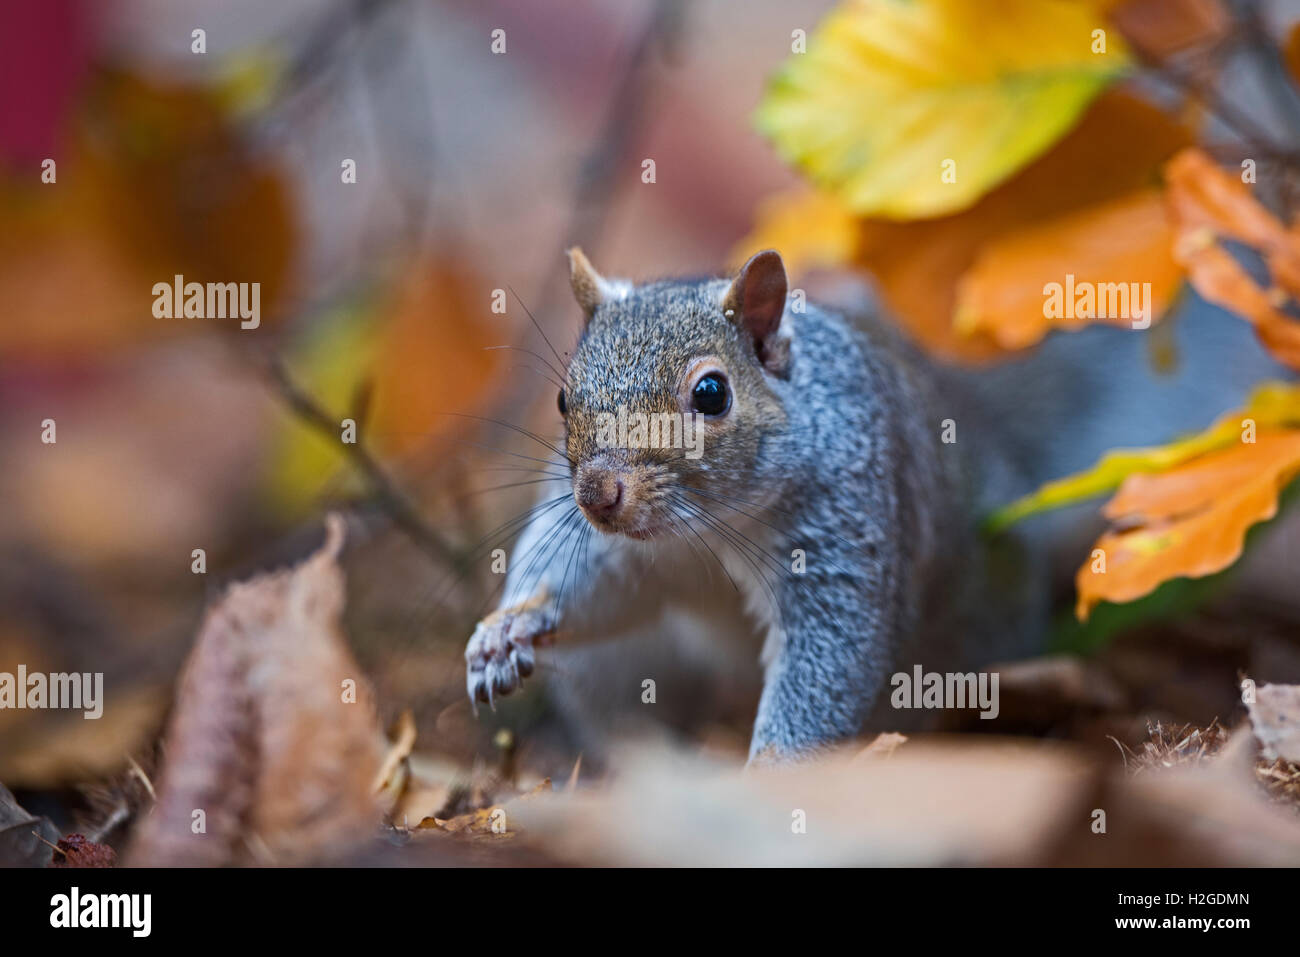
left=0, top=0, right=97, bottom=168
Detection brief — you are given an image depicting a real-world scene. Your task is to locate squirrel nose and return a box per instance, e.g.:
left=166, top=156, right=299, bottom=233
left=577, top=472, right=624, bottom=519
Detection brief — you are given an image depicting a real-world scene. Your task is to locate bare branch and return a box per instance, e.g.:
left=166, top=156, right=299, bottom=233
left=260, top=353, right=462, bottom=570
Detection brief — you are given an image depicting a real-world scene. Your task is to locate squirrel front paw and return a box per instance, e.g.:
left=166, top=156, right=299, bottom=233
left=464, top=601, right=554, bottom=711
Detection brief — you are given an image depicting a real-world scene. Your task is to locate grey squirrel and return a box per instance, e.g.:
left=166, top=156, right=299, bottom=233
left=464, top=247, right=1289, bottom=762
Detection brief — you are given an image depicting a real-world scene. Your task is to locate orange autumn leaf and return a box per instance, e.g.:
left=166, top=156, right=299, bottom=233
left=953, top=187, right=1181, bottom=349
left=1165, top=148, right=1299, bottom=263
left=728, top=189, right=860, bottom=278
left=736, top=91, right=1189, bottom=361
left=1165, top=147, right=1300, bottom=370
left=368, top=264, right=506, bottom=461
left=0, top=70, right=297, bottom=359
left=855, top=90, right=1191, bottom=361
left=1076, top=432, right=1300, bottom=619
left=1285, top=21, right=1300, bottom=88
left=1173, top=237, right=1300, bottom=369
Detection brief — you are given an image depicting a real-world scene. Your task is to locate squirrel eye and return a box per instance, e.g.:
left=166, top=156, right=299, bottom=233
left=691, top=373, right=730, bottom=416
left=557, top=388, right=567, bottom=416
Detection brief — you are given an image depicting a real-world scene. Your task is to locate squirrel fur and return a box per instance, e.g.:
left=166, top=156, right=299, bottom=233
left=464, top=248, right=1290, bottom=762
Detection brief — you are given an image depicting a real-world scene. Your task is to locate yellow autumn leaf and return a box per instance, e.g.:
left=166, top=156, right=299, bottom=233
left=1076, top=432, right=1300, bottom=618
left=756, top=0, right=1130, bottom=219
left=213, top=45, right=287, bottom=119
left=988, top=381, right=1300, bottom=531
left=263, top=299, right=381, bottom=512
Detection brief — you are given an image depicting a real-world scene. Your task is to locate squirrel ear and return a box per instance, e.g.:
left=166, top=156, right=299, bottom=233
left=721, top=250, right=791, bottom=376
left=567, top=247, right=627, bottom=319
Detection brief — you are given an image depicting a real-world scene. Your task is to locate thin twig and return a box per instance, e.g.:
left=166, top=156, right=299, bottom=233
left=1147, top=63, right=1300, bottom=166
left=261, top=353, right=462, bottom=569
left=1134, top=3, right=1300, bottom=178
left=87, top=801, right=131, bottom=844
left=531, top=0, right=685, bottom=321
left=1235, top=0, right=1300, bottom=143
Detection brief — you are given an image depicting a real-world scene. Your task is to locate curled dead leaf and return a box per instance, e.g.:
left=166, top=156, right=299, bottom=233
left=129, top=515, right=385, bottom=866
left=373, top=708, right=417, bottom=808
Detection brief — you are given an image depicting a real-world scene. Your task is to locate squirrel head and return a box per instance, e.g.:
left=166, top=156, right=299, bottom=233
left=558, top=248, right=791, bottom=540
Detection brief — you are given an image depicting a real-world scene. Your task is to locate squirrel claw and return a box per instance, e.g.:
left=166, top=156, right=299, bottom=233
left=464, top=605, right=548, bottom=713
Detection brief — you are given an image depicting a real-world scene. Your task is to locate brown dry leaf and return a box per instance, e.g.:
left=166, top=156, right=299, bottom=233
left=425, top=802, right=509, bottom=836
left=417, top=776, right=550, bottom=837
left=855, top=732, right=908, bottom=760
left=1107, top=0, right=1230, bottom=60
left=1166, top=147, right=1300, bottom=370
left=1076, top=432, right=1300, bottom=618
left=129, top=515, right=385, bottom=866
left=858, top=91, right=1190, bottom=361
left=509, top=738, right=1300, bottom=865
left=1246, top=683, right=1300, bottom=763
left=954, top=188, right=1180, bottom=349
left=390, top=751, right=461, bottom=830
left=512, top=742, right=1089, bottom=866
left=516, top=777, right=553, bottom=802
left=372, top=708, right=417, bottom=806
left=426, top=806, right=503, bottom=835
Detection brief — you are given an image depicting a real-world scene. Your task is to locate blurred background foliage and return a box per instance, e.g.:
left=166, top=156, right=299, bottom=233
left=3, top=0, right=1300, bottom=839
left=0, top=0, right=822, bottom=792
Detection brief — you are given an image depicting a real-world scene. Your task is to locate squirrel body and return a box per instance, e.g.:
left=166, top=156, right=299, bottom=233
left=464, top=249, right=1288, bottom=761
